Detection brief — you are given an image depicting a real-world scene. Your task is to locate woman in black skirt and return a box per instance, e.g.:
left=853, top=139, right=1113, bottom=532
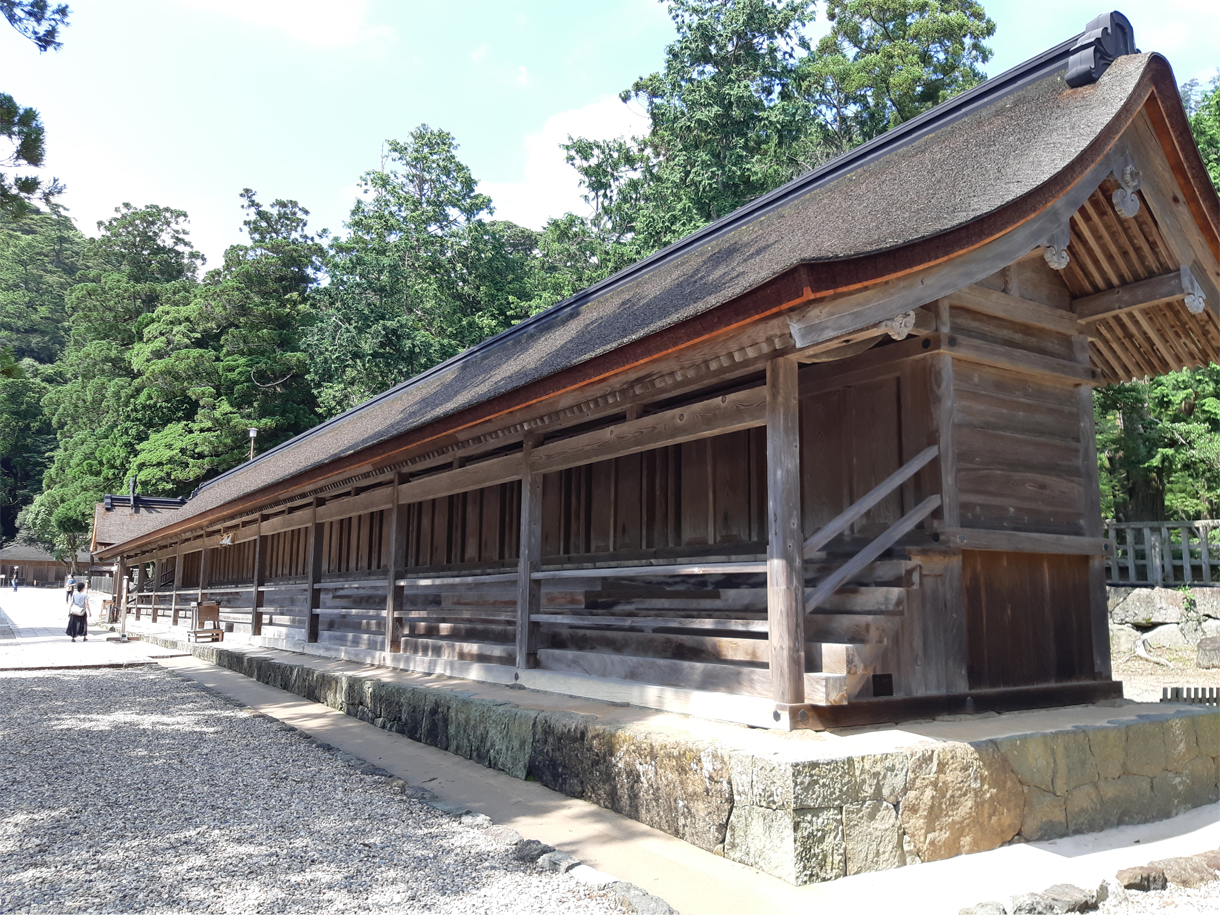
left=67, top=581, right=89, bottom=641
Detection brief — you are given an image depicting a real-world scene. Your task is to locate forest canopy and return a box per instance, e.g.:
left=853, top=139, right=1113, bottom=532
left=0, top=0, right=1218, bottom=565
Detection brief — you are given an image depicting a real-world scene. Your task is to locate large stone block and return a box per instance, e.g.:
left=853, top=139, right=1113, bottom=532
left=1084, top=725, right=1126, bottom=780
left=995, top=733, right=1054, bottom=792
left=843, top=800, right=905, bottom=875
left=1143, top=624, right=1187, bottom=649
left=1098, top=775, right=1154, bottom=826
left=900, top=743, right=1023, bottom=862
left=724, top=805, right=845, bottom=885
left=1124, top=719, right=1168, bottom=777
left=445, top=697, right=537, bottom=779
left=1109, top=625, right=1139, bottom=658
left=1161, top=715, right=1200, bottom=772
left=1194, top=710, right=1220, bottom=758
left=1021, top=786, right=1067, bottom=841
left=792, top=757, right=858, bottom=808
left=852, top=753, right=908, bottom=803
left=1052, top=730, right=1099, bottom=795
left=1064, top=783, right=1110, bottom=835
left=1111, top=588, right=1185, bottom=626
left=527, top=711, right=600, bottom=798
left=1193, top=589, right=1220, bottom=619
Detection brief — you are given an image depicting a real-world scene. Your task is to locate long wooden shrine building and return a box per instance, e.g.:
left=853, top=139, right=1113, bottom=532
left=94, top=14, right=1220, bottom=729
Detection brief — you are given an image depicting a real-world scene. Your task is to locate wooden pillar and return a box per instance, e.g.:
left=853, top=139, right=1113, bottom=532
left=197, top=545, right=211, bottom=630
left=114, top=558, right=127, bottom=628
left=1074, top=335, right=1112, bottom=679
left=305, top=499, right=323, bottom=643
left=766, top=356, right=805, bottom=705
left=134, top=560, right=146, bottom=621
left=150, top=559, right=159, bottom=624
left=385, top=474, right=407, bottom=654
left=169, top=545, right=183, bottom=626
left=517, top=436, right=543, bottom=670
left=252, top=519, right=265, bottom=638
left=931, top=306, right=959, bottom=529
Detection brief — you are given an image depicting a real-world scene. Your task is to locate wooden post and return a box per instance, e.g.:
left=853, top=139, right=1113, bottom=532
left=197, top=545, right=211, bottom=631
left=1074, top=334, right=1112, bottom=679
left=134, top=560, right=146, bottom=621
left=114, top=558, right=127, bottom=629
left=766, top=356, right=805, bottom=706
left=385, top=473, right=407, bottom=654
left=517, top=436, right=543, bottom=669
left=252, top=519, right=265, bottom=638
left=170, top=546, right=183, bottom=626
left=1149, top=529, right=1162, bottom=586
left=305, top=499, right=322, bottom=643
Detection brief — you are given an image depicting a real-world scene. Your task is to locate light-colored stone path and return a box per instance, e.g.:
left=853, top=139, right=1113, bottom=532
left=0, top=587, right=183, bottom=670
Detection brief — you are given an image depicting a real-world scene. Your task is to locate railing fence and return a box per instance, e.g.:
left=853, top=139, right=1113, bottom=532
left=1105, top=520, right=1220, bottom=586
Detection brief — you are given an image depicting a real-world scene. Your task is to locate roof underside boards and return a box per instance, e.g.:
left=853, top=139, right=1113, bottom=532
left=150, top=54, right=1157, bottom=532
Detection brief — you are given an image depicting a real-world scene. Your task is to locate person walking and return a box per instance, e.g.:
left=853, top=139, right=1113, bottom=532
left=67, top=582, right=89, bottom=642
left=65, top=574, right=76, bottom=604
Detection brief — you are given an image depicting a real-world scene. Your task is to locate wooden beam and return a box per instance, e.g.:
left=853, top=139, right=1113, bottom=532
left=947, top=336, right=1097, bottom=384
left=1071, top=266, right=1196, bottom=321
left=936, top=528, right=1109, bottom=555
left=530, top=385, right=767, bottom=476
left=516, top=436, right=543, bottom=670
left=384, top=473, right=407, bottom=653
left=315, top=485, right=395, bottom=524
left=946, top=286, right=1083, bottom=334
left=304, top=499, right=322, bottom=643
left=258, top=509, right=314, bottom=537
left=398, top=453, right=523, bottom=506
left=766, top=356, right=805, bottom=706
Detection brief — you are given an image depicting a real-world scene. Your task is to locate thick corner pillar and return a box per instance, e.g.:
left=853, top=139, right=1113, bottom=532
left=766, top=356, right=805, bottom=705
left=517, top=435, right=543, bottom=670
left=385, top=473, right=407, bottom=654
left=305, top=498, right=323, bottom=643
left=1074, top=335, right=1112, bottom=679
left=134, top=560, right=146, bottom=621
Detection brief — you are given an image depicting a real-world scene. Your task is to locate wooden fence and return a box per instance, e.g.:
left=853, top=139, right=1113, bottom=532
left=1105, top=520, right=1220, bottom=586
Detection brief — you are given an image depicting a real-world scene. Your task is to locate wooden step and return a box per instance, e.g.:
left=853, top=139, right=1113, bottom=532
left=402, top=620, right=514, bottom=643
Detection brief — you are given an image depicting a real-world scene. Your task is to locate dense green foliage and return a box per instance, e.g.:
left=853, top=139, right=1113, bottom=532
left=5, top=0, right=1220, bottom=560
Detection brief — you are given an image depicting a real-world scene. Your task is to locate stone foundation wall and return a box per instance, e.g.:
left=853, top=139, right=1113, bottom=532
left=141, top=634, right=1220, bottom=887
left=1109, top=586, right=1220, bottom=652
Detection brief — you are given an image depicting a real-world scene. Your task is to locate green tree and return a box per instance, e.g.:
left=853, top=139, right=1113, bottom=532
left=1182, top=73, right=1220, bottom=191
left=130, top=191, right=323, bottom=493
left=0, top=210, right=81, bottom=361
left=308, top=126, right=533, bottom=416
left=798, top=0, right=994, bottom=153
left=0, top=356, right=54, bottom=540
left=1, top=1, right=70, bottom=218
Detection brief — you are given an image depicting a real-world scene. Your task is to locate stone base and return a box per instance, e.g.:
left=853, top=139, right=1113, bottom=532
left=128, top=629, right=1220, bottom=886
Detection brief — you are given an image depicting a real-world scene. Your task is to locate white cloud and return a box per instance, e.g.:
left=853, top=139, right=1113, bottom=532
left=470, top=44, right=489, bottom=61
left=177, top=0, right=396, bottom=48
left=480, top=95, right=649, bottom=230
left=517, top=65, right=530, bottom=87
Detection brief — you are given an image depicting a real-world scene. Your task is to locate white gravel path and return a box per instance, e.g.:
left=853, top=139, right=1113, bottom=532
left=0, top=667, right=623, bottom=915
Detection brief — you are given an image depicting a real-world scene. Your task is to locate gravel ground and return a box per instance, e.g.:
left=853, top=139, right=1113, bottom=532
left=1096, top=879, right=1220, bottom=914
left=0, top=667, right=622, bottom=915
left=1112, top=645, right=1220, bottom=702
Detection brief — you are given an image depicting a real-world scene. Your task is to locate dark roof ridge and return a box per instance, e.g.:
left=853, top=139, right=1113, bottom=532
left=190, top=17, right=1116, bottom=502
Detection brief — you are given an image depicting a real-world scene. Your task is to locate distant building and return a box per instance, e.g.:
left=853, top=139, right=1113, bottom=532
left=91, top=494, right=187, bottom=554
left=0, top=545, right=93, bottom=586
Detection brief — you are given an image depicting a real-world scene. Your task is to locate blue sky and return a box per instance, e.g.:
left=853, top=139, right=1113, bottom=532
left=3, top=0, right=1217, bottom=268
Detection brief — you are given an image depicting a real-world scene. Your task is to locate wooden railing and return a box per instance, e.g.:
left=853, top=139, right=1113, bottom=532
left=1105, top=520, right=1220, bottom=586
left=803, top=445, right=940, bottom=612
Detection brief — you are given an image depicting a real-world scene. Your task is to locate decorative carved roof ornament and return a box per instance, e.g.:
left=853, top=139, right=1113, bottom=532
left=1066, top=12, right=1138, bottom=89
left=1043, top=224, right=1073, bottom=270
left=881, top=311, right=916, bottom=340
left=1182, top=265, right=1207, bottom=314
left=1112, top=148, right=1142, bottom=218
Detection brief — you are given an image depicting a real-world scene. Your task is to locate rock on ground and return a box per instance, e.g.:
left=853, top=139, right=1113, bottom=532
left=0, top=668, right=622, bottom=915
